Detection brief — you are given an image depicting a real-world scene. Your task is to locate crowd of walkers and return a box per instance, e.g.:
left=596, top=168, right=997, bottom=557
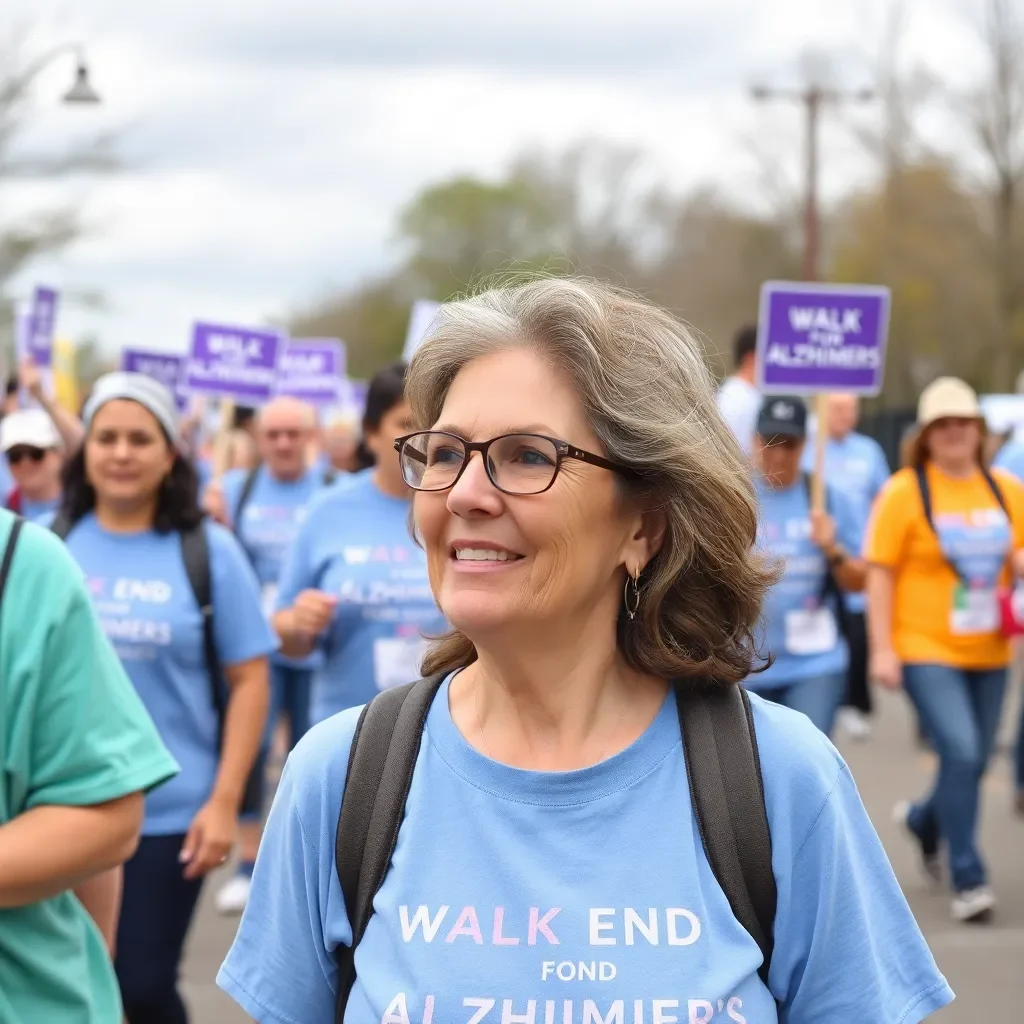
left=2, top=276, right=1021, bottom=1023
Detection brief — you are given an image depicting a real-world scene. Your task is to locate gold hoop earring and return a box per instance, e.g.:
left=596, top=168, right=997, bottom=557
left=624, top=564, right=642, bottom=620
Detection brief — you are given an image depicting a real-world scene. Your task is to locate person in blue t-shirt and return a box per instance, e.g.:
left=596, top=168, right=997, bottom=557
left=273, top=362, right=446, bottom=725
left=993, top=428, right=1024, bottom=813
left=205, top=395, right=335, bottom=916
left=802, top=393, right=890, bottom=739
left=0, top=409, right=65, bottom=521
left=55, top=372, right=276, bottom=1024
left=749, top=396, right=867, bottom=736
left=994, top=429, right=1024, bottom=481
left=220, top=279, right=950, bottom=1024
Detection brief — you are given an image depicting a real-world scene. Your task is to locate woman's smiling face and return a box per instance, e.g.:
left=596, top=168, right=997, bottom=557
left=414, top=347, right=654, bottom=643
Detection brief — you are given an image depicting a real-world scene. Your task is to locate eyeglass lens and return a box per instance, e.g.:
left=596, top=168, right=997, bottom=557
left=401, top=433, right=560, bottom=494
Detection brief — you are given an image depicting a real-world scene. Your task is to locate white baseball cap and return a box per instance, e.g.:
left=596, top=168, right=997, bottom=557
left=917, top=377, right=983, bottom=429
left=0, top=409, right=62, bottom=453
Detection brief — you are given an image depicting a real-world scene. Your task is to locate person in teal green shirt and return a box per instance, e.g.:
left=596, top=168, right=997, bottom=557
left=0, top=511, right=179, bottom=1024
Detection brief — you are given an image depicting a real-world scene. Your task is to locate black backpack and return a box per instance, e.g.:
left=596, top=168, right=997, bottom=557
left=50, top=513, right=227, bottom=743
left=332, top=675, right=777, bottom=1021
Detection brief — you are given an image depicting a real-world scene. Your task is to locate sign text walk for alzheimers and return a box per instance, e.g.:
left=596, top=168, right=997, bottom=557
left=27, top=286, right=59, bottom=368
left=122, top=349, right=189, bottom=411
left=755, top=282, right=891, bottom=396
left=185, top=322, right=285, bottom=405
left=276, top=338, right=346, bottom=406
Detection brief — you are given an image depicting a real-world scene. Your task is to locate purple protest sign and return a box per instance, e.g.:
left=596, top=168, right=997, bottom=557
left=276, top=339, right=346, bottom=406
left=755, top=281, right=891, bottom=396
left=347, top=379, right=368, bottom=413
left=185, top=322, right=284, bottom=405
left=122, top=349, right=189, bottom=411
left=27, top=286, right=59, bottom=367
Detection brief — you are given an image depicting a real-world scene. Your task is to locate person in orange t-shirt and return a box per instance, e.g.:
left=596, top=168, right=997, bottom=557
left=865, top=377, right=1024, bottom=925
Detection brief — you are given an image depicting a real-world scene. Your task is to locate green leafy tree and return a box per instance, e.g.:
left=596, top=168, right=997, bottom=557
left=831, top=163, right=997, bottom=403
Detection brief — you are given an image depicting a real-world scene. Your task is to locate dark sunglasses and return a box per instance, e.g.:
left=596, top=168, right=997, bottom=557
left=394, top=430, right=638, bottom=496
left=7, top=446, right=47, bottom=466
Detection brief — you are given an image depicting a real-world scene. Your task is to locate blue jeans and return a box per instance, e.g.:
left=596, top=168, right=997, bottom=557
left=902, top=664, right=1007, bottom=892
left=240, top=664, right=313, bottom=823
left=757, top=672, right=846, bottom=736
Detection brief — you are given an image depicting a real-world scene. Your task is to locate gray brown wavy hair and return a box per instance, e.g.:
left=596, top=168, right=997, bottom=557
left=406, top=276, right=775, bottom=685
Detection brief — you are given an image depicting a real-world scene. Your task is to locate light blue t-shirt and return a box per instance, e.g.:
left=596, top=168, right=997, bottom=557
left=222, top=465, right=329, bottom=670
left=276, top=471, right=445, bottom=725
left=994, top=439, right=1024, bottom=483
left=750, top=476, right=863, bottom=690
left=61, top=513, right=278, bottom=834
left=801, top=432, right=889, bottom=613
left=218, top=679, right=953, bottom=1024
left=223, top=465, right=327, bottom=585
left=21, top=494, right=60, bottom=523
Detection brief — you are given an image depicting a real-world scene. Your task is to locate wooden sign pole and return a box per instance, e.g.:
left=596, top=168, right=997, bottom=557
left=812, top=392, right=828, bottom=512
left=212, top=397, right=236, bottom=479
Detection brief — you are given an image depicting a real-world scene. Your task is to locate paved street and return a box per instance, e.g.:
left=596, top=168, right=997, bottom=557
left=182, top=687, right=1024, bottom=1023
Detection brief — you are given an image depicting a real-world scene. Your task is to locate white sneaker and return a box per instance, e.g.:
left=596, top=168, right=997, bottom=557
left=951, top=885, right=995, bottom=923
left=215, top=874, right=252, bottom=916
left=837, top=708, right=872, bottom=742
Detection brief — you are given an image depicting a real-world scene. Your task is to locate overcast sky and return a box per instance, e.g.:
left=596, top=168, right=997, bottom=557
left=4, top=0, right=990, bottom=358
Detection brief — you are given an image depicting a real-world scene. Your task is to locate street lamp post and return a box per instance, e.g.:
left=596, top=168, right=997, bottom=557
left=751, top=83, right=873, bottom=282
left=1, top=43, right=101, bottom=107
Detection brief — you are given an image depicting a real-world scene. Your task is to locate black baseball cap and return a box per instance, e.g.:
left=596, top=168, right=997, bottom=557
left=756, top=396, right=808, bottom=440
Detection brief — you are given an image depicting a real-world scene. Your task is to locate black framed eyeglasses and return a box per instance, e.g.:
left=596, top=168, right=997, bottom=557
left=394, top=430, right=638, bottom=495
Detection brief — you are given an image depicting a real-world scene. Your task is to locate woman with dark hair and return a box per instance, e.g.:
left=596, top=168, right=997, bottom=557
left=54, top=372, right=276, bottom=1024
left=273, top=361, right=446, bottom=724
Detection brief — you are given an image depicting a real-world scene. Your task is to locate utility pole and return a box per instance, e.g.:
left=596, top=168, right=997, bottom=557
left=751, top=82, right=874, bottom=282
left=751, top=78, right=874, bottom=507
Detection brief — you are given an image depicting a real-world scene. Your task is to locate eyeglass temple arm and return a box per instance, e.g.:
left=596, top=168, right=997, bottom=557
left=397, top=442, right=428, bottom=466
left=562, top=445, right=637, bottom=477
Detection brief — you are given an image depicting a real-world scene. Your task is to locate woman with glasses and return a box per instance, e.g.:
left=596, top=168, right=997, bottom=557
left=221, top=279, right=950, bottom=1024
left=272, top=362, right=446, bottom=725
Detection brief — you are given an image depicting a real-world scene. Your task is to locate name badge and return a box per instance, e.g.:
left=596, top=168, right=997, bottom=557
left=784, top=607, right=838, bottom=656
left=373, top=636, right=428, bottom=691
left=950, top=585, right=999, bottom=636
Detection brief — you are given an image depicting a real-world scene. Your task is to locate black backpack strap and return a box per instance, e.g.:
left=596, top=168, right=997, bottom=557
left=677, top=682, right=776, bottom=989
left=50, top=511, right=73, bottom=540
left=333, top=673, right=445, bottom=1022
left=982, top=466, right=1009, bottom=516
left=179, top=523, right=227, bottom=741
left=914, top=464, right=936, bottom=535
left=232, top=464, right=261, bottom=528
left=0, top=516, right=25, bottom=609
